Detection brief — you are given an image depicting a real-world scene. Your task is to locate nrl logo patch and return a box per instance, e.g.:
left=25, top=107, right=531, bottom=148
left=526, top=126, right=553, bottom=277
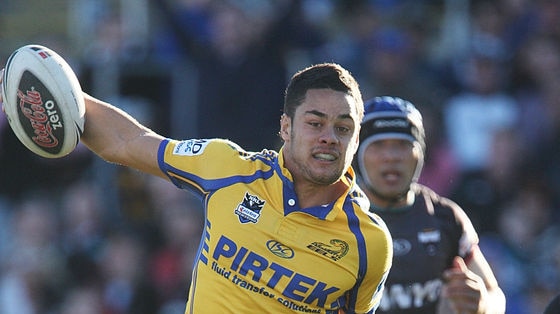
left=307, top=239, right=349, bottom=261
left=235, top=192, right=265, bottom=223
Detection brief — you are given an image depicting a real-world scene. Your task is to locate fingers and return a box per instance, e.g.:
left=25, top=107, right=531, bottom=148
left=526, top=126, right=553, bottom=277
left=452, top=256, right=468, bottom=271
left=443, top=270, right=482, bottom=296
left=442, top=259, right=487, bottom=314
left=442, top=283, right=484, bottom=314
left=443, top=256, right=471, bottom=282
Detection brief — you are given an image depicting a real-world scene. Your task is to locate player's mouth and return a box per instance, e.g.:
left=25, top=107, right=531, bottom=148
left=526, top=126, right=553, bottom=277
left=313, top=151, right=338, bottom=161
left=381, top=170, right=402, bottom=183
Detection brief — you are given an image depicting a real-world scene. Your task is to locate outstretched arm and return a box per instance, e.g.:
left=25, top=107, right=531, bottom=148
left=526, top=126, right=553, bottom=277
left=438, top=248, right=506, bottom=314
left=80, top=93, right=167, bottom=179
left=0, top=69, right=166, bottom=179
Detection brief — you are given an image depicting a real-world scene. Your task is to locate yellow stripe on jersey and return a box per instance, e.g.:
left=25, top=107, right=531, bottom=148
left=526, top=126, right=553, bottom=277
left=158, top=138, right=392, bottom=313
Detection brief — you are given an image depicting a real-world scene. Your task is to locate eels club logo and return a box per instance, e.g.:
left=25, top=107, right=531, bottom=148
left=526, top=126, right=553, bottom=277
left=307, top=239, right=349, bottom=261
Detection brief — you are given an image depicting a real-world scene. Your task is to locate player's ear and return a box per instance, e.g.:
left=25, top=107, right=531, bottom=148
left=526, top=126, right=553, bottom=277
left=279, top=114, right=291, bottom=142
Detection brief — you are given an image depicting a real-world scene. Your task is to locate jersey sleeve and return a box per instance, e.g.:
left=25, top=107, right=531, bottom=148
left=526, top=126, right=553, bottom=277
left=454, top=204, right=479, bottom=259
left=363, top=215, right=392, bottom=313
left=438, top=191, right=479, bottom=259
left=349, top=210, right=393, bottom=314
left=420, top=184, right=479, bottom=263
left=158, top=138, right=274, bottom=196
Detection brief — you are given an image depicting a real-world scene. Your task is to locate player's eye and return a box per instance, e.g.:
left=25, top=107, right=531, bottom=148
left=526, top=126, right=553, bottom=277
left=336, top=126, right=351, bottom=133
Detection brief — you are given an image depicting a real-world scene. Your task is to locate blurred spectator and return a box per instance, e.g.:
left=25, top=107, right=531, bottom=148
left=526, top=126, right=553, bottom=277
left=360, top=26, right=447, bottom=108
left=531, top=225, right=560, bottom=312
left=117, top=168, right=158, bottom=230
left=443, top=6, right=525, bottom=238
left=532, top=0, right=560, bottom=39
left=510, top=33, right=560, bottom=207
left=147, top=178, right=203, bottom=310
left=59, top=286, right=104, bottom=314
left=417, top=105, right=460, bottom=197
left=99, top=232, right=158, bottom=314
left=151, top=0, right=325, bottom=151
left=479, top=177, right=558, bottom=314
left=0, top=197, right=12, bottom=263
left=443, top=48, right=518, bottom=174
left=450, top=126, right=524, bottom=233
left=498, top=0, right=541, bottom=52
left=442, top=22, right=520, bottom=233
left=59, top=180, right=106, bottom=287
left=0, top=193, right=65, bottom=314
left=512, top=33, right=560, bottom=152
left=522, top=76, right=560, bottom=207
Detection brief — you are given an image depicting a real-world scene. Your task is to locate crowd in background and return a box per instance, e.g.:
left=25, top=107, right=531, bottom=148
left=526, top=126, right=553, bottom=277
left=0, top=0, right=559, bottom=313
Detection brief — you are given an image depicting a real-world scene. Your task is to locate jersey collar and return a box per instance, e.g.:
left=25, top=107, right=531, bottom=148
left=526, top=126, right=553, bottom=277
left=275, top=148, right=355, bottom=220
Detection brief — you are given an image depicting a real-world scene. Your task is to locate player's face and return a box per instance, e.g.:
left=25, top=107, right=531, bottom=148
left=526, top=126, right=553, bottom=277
left=362, top=139, right=419, bottom=206
left=280, top=88, right=360, bottom=186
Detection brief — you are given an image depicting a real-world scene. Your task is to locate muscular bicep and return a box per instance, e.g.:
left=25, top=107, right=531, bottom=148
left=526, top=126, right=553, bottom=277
left=81, top=93, right=167, bottom=179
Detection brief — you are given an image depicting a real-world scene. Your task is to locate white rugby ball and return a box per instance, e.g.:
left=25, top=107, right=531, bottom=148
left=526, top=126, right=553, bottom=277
left=1, top=44, right=85, bottom=158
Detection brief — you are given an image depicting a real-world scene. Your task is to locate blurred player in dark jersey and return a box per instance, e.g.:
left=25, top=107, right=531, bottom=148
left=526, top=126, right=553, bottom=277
left=354, top=96, right=505, bottom=313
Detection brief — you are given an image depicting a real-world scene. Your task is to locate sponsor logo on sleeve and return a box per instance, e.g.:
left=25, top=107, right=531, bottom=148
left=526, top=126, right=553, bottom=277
left=173, top=139, right=209, bottom=156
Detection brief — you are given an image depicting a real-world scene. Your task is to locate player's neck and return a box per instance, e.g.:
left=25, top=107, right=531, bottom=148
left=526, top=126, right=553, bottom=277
left=294, top=179, right=348, bottom=209
left=368, top=189, right=415, bottom=211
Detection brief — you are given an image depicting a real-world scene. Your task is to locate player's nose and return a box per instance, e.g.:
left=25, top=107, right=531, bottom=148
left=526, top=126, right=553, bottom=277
left=319, top=127, right=339, bottom=145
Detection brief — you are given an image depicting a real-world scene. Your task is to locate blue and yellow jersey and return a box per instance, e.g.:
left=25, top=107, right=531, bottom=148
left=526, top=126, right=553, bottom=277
left=158, top=138, right=392, bottom=314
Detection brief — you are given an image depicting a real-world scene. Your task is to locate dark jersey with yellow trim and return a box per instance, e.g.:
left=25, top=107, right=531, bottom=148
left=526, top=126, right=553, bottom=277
left=158, top=138, right=393, bottom=313
left=370, top=183, right=478, bottom=314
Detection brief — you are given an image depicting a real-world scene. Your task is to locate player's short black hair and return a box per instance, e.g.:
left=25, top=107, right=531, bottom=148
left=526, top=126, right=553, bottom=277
left=283, top=63, right=363, bottom=120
